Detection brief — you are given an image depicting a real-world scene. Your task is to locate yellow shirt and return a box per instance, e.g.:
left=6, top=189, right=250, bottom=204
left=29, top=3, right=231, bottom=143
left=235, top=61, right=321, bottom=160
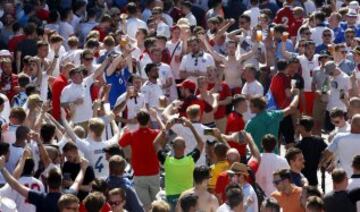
left=208, top=160, right=230, bottom=189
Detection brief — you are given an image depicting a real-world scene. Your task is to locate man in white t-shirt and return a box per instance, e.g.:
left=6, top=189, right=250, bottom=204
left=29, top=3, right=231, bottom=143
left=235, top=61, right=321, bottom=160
left=321, top=114, right=360, bottom=177
left=179, top=37, right=215, bottom=82
left=60, top=59, right=108, bottom=125
left=181, top=1, right=197, bottom=26
left=243, top=0, right=260, bottom=27
left=114, top=75, right=146, bottom=132
left=166, top=26, right=185, bottom=81
left=324, top=61, right=351, bottom=114
left=126, top=2, right=148, bottom=39
left=241, top=64, right=264, bottom=121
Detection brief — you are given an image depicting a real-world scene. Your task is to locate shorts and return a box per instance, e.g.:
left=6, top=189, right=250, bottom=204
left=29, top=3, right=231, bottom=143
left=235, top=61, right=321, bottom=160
left=134, top=174, right=160, bottom=207
left=303, top=92, right=315, bottom=116
left=279, top=115, right=295, bottom=144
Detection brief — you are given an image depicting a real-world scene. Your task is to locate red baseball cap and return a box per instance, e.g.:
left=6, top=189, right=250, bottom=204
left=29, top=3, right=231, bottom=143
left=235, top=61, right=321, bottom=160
left=177, top=79, right=196, bottom=91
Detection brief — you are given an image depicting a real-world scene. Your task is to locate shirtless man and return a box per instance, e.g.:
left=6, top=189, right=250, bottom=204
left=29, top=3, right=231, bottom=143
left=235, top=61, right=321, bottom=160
left=197, top=75, right=218, bottom=127
left=200, top=34, right=258, bottom=94
left=176, top=166, right=219, bottom=212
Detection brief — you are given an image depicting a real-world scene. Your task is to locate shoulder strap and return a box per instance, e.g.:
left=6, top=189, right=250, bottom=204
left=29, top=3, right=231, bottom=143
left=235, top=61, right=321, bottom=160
left=170, top=41, right=181, bottom=62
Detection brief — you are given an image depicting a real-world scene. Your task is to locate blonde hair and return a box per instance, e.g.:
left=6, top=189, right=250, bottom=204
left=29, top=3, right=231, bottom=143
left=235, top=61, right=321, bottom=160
left=27, top=94, right=42, bottom=109
left=88, top=118, right=105, bottom=137
left=151, top=200, right=170, bottom=212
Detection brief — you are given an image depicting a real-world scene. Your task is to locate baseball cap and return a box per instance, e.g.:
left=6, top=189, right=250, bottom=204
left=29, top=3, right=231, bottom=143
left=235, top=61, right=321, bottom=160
left=177, top=79, right=196, bottom=91
left=228, top=162, right=249, bottom=176
left=352, top=46, right=360, bottom=55
left=324, top=61, right=337, bottom=75
left=318, top=50, right=331, bottom=59
left=0, top=50, right=11, bottom=57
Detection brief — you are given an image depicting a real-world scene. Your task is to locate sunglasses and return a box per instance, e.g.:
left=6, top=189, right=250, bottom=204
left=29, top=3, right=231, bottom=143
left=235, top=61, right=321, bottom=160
left=84, top=57, right=93, bottom=61
left=273, top=179, right=283, bottom=185
left=109, top=201, right=121, bottom=206
left=323, top=34, right=332, bottom=37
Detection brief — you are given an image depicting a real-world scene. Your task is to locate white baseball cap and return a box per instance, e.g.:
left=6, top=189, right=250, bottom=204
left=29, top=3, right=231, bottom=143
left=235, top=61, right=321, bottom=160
left=0, top=50, right=11, bottom=57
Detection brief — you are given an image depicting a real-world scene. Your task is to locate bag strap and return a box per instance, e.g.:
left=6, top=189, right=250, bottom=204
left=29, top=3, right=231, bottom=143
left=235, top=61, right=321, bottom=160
left=170, top=41, right=181, bottom=62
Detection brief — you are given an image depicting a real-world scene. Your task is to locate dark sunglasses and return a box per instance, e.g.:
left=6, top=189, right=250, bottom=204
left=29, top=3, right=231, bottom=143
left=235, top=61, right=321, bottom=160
left=273, top=179, right=283, bottom=185
left=109, top=201, right=121, bottom=206
left=323, top=34, right=332, bottom=37
left=84, top=57, right=93, bottom=61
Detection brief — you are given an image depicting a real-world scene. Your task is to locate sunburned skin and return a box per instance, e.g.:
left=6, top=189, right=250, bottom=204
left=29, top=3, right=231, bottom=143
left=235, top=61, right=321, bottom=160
left=224, top=57, right=243, bottom=90
left=177, top=187, right=219, bottom=212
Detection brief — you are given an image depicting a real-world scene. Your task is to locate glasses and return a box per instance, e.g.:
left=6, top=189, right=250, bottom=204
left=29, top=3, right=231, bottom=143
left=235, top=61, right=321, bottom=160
left=303, top=32, right=311, bottom=35
left=109, top=201, right=121, bottom=206
left=84, top=57, right=93, bottom=61
left=323, top=34, right=332, bottom=37
left=273, top=179, right=283, bottom=185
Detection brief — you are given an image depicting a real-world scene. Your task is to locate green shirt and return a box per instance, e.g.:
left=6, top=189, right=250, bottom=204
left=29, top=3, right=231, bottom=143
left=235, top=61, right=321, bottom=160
left=164, top=155, right=195, bottom=196
left=245, top=110, right=284, bottom=153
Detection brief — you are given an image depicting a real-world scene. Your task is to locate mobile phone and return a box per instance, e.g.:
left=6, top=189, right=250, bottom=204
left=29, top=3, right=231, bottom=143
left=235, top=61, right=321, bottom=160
left=174, top=118, right=184, bottom=124
left=204, top=128, right=214, bottom=136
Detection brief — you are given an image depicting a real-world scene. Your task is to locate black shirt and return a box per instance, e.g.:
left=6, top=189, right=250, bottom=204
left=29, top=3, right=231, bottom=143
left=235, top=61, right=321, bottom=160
left=296, top=136, right=327, bottom=186
left=290, top=170, right=305, bottom=187
left=324, top=190, right=356, bottom=212
left=28, top=191, right=62, bottom=212
left=16, top=38, right=38, bottom=61
left=291, top=73, right=305, bottom=90
left=157, top=148, right=201, bottom=164
left=62, top=161, right=95, bottom=200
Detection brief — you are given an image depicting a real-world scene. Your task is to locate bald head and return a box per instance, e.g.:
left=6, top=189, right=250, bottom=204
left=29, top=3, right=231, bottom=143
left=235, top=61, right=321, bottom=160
left=173, top=137, right=186, bottom=149
left=226, top=148, right=240, bottom=164
left=349, top=97, right=360, bottom=118
left=351, top=114, right=360, bottom=133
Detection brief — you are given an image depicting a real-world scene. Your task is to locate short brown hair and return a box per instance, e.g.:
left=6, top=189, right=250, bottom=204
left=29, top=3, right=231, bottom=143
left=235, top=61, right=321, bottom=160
left=9, top=107, right=27, bottom=123
left=306, top=196, right=325, bottom=211
left=285, top=147, right=302, bottom=164
left=352, top=155, right=360, bottom=171
left=250, top=95, right=267, bottom=111
left=103, top=35, right=115, bottom=47
left=58, top=194, right=79, bottom=211
left=49, top=34, right=64, bottom=44
left=109, top=155, right=126, bottom=176
left=88, top=118, right=105, bottom=137
left=331, top=168, right=347, bottom=184
left=67, top=36, right=79, bottom=48
left=186, top=105, right=201, bottom=120
left=83, top=192, right=106, bottom=212
left=37, top=40, right=49, bottom=48
left=108, top=188, right=126, bottom=200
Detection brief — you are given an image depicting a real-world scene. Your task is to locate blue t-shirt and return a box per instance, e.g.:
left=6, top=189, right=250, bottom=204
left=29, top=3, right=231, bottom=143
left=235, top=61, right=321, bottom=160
left=105, top=68, right=131, bottom=108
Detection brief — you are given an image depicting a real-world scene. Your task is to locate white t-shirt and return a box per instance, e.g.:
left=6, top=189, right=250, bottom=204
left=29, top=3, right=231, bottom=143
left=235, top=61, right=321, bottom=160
left=241, top=80, right=264, bottom=121
left=40, top=72, right=49, bottom=101
left=60, top=75, right=94, bottom=124
left=76, top=136, right=118, bottom=179
left=243, top=7, right=260, bottom=28
left=256, top=153, right=290, bottom=196
left=171, top=123, right=216, bottom=166
left=59, top=21, right=74, bottom=49
left=157, top=22, right=170, bottom=39
left=47, top=45, right=66, bottom=77
left=115, top=92, right=145, bottom=132
left=0, top=93, right=10, bottom=122
left=158, top=63, right=178, bottom=102
left=139, top=52, right=152, bottom=80
left=310, top=26, right=334, bottom=46
left=141, top=81, right=163, bottom=109
left=297, top=54, right=320, bottom=92
left=6, top=144, right=24, bottom=173
left=185, top=13, right=197, bottom=26
left=179, top=52, right=215, bottom=82
left=166, top=40, right=183, bottom=79
left=126, top=17, right=148, bottom=39
left=2, top=125, right=19, bottom=145
left=328, top=132, right=360, bottom=176
left=0, top=176, right=45, bottom=212
left=348, top=177, right=360, bottom=190
left=327, top=72, right=351, bottom=112
left=62, top=49, right=82, bottom=67
left=236, top=37, right=266, bottom=70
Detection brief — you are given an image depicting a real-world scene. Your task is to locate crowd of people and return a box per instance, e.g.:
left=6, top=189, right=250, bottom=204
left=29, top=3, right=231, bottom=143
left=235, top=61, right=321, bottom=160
left=2, top=0, right=360, bottom=211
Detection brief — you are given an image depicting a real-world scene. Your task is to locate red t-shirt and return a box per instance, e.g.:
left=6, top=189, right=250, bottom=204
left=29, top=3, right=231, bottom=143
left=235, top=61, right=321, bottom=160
left=79, top=202, right=111, bottom=212
left=179, top=95, right=205, bottom=117
left=119, top=128, right=160, bottom=176
left=215, top=160, right=258, bottom=203
left=208, top=82, right=232, bottom=119
left=269, top=72, right=291, bottom=109
left=274, top=6, right=295, bottom=28
left=225, top=112, right=246, bottom=156
left=289, top=18, right=303, bottom=37
left=8, top=34, right=25, bottom=53
left=51, top=74, right=68, bottom=120
left=92, top=26, right=107, bottom=41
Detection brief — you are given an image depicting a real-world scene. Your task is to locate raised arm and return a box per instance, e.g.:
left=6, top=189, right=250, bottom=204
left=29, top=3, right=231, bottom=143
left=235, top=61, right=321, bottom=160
left=69, top=158, right=89, bottom=192
left=280, top=41, right=293, bottom=60
left=182, top=118, right=204, bottom=151
left=60, top=108, right=80, bottom=142
left=33, top=132, right=52, bottom=168
left=0, top=156, right=30, bottom=198
left=13, top=148, right=32, bottom=179
left=214, top=19, right=235, bottom=40
left=93, top=56, right=110, bottom=79
left=199, top=34, right=226, bottom=62
left=244, top=131, right=261, bottom=162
